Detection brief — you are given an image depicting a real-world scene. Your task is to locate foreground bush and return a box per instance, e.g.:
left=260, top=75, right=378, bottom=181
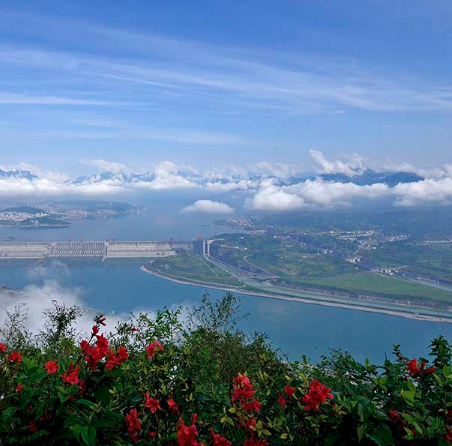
left=1, top=294, right=452, bottom=445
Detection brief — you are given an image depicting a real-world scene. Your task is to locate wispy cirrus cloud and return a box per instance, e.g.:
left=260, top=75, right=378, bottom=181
left=0, top=123, right=256, bottom=145
left=0, top=92, right=128, bottom=106
left=1, top=15, right=452, bottom=117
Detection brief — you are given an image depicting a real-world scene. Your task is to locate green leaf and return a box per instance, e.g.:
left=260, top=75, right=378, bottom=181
left=88, top=426, right=96, bottom=445
left=433, top=373, right=443, bottom=386
left=58, top=391, right=73, bottom=403
left=358, top=403, right=365, bottom=422
left=1, top=407, right=17, bottom=420
left=80, top=426, right=90, bottom=445
left=77, top=399, right=96, bottom=409
left=69, top=424, right=83, bottom=438
left=406, top=379, right=416, bottom=393
left=357, top=424, right=367, bottom=442
left=401, top=413, right=414, bottom=423
left=400, top=389, right=415, bottom=405
left=30, top=370, right=45, bottom=383
left=368, top=424, right=394, bottom=446
left=412, top=422, right=423, bottom=436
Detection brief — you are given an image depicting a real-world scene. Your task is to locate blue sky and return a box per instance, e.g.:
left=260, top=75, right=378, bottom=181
left=0, top=0, right=451, bottom=176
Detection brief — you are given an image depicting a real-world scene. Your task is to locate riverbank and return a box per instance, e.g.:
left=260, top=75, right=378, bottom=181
left=141, top=264, right=452, bottom=324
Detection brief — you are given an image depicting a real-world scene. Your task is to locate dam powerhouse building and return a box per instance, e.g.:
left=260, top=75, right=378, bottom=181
left=0, top=240, right=211, bottom=260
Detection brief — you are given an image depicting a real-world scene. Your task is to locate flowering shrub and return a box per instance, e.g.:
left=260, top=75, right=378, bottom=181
left=0, top=293, right=452, bottom=445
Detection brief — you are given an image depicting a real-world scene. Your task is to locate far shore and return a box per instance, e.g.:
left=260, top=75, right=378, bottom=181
left=140, top=264, right=452, bottom=324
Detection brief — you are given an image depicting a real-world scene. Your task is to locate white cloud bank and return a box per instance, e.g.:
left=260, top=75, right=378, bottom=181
left=309, top=149, right=363, bottom=176
left=182, top=200, right=234, bottom=214
left=1, top=151, right=452, bottom=211
left=247, top=180, right=389, bottom=211
left=247, top=175, right=452, bottom=211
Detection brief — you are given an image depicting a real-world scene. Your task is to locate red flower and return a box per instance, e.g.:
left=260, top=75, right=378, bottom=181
left=148, top=431, right=156, bottom=438
left=177, top=414, right=200, bottom=446
left=45, top=360, right=58, bottom=375
left=407, top=359, right=436, bottom=377
left=146, top=340, right=164, bottom=359
left=302, top=380, right=334, bottom=412
left=91, top=325, right=99, bottom=336
left=167, top=396, right=180, bottom=414
left=81, top=334, right=111, bottom=371
left=232, top=374, right=261, bottom=414
left=77, top=380, right=87, bottom=396
left=105, top=350, right=116, bottom=370
left=284, top=385, right=295, bottom=399
left=143, top=392, right=162, bottom=413
left=446, top=425, right=452, bottom=443
left=277, top=394, right=287, bottom=409
left=245, top=418, right=257, bottom=432
left=29, top=422, right=38, bottom=433
left=95, top=334, right=109, bottom=356
left=126, top=408, right=142, bottom=443
left=105, top=345, right=129, bottom=370
left=244, top=400, right=262, bottom=413
left=407, top=359, right=419, bottom=376
left=117, top=346, right=129, bottom=362
left=0, top=342, right=6, bottom=353
left=389, top=409, right=399, bottom=423
left=210, top=428, right=232, bottom=446
left=80, top=340, right=99, bottom=371
left=16, top=382, right=24, bottom=392
left=244, top=439, right=269, bottom=446
left=7, top=351, right=22, bottom=363
left=61, top=362, right=80, bottom=385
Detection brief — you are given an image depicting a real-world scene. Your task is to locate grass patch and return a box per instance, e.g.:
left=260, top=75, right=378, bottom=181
left=152, top=251, right=241, bottom=287
left=289, top=273, right=452, bottom=304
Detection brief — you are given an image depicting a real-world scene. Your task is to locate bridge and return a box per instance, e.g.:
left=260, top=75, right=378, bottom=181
left=0, top=240, right=194, bottom=260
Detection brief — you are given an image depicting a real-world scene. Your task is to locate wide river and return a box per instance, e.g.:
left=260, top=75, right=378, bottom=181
left=1, top=207, right=451, bottom=363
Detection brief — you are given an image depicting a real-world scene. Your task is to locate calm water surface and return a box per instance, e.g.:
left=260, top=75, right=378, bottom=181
left=0, top=210, right=451, bottom=363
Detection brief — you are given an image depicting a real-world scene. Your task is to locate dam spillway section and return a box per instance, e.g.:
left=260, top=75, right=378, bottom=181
left=0, top=240, right=194, bottom=260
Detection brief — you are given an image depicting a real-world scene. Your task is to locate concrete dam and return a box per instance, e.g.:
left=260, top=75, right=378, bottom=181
left=0, top=240, right=194, bottom=260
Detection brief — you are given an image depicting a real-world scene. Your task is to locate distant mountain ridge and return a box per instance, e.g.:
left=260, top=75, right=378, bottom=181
left=0, top=168, right=36, bottom=180
left=1, top=166, right=425, bottom=189
left=319, top=170, right=424, bottom=187
left=287, top=169, right=424, bottom=187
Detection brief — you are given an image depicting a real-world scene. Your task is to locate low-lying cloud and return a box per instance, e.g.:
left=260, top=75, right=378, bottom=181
left=1, top=151, right=452, bottom=211
left=0, top=281, right=100, bottom=337
left=182, top=200, right=234, bottom=214
left=0, top=279, right=193, bottom=341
